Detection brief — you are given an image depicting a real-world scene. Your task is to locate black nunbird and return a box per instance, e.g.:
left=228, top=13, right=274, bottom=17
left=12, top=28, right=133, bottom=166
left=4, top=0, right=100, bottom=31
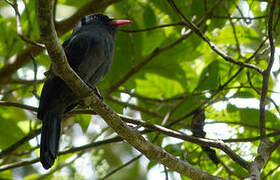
left=37, top=14, right=132, bottom=169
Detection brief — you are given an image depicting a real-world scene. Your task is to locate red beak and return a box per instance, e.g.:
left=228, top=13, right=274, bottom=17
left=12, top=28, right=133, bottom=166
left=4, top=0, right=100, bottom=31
left=110, top=20, right=132, bottom=27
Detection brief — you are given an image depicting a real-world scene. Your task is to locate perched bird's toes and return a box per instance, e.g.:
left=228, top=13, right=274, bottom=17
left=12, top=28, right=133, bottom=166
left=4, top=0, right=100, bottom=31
left=93, top=87, right=103, bottom=101
left=85, top=82, right=94, bottom=89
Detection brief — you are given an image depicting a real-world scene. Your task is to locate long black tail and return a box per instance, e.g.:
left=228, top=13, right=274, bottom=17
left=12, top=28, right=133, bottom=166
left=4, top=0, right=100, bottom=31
left=40, top=112, right=61, bottom=169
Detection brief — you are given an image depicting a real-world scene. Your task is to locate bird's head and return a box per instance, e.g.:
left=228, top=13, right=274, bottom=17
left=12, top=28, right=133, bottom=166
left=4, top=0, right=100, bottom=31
left=73, top=14, right=132, bottom=35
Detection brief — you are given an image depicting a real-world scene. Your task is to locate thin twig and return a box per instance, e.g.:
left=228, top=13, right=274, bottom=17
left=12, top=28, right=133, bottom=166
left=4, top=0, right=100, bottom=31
left=35, top=154, right=79, bottom=180
left=212, top=15, right=267, bottom=20
left=9, top=79, right=44, bottom=85
left=108, top=96, right=163, bottom=118
left=207, top=120, right=280, bottom=132
left=0, top=101, right=38, bottom=112
left=120, top=22, right=184, bottom=33
left=223, top=131, right=280, bottom=143
left=262, top=164, right=280, bottom=180
left=0, top=129, right=40, bottom=158
left=30, top=54, right=40, bottom=99
left=247, top=71, right=280, bottom=115
left=164, top=165, right=169, bottom=180
left=269, top=138, right=280, bottom=154
left=59, top=137, right=122, bottom=155
left=99, top=155, right=142, bottom=180
left=223, top=3, right=242, bottom=58
left=232, top=1, right=246, bottom=21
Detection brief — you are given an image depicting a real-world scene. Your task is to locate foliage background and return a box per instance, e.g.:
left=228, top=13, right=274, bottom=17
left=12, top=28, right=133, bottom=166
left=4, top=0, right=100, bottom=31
left=0, top=0, right=279, bottom=179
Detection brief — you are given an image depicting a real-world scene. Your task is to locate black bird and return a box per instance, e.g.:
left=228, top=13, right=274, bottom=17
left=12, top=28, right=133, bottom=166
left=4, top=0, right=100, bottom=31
left=37, top=14, right=132, bottom=169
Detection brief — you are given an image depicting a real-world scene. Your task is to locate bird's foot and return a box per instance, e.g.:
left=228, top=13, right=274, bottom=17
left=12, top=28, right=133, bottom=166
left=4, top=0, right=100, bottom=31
left=93, top=87, right=103, bottom=101
left=85, top=82, right=94, bottom=89
left=85, top=82, right=103, bottom=101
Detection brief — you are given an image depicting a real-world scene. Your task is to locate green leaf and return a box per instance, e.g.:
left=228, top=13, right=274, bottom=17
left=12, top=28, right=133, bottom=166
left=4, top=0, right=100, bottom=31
left=0, top=107, right=27, bottom=149
left=135, top=73, right=185, bottom=99
left=232, top=91, right=255, bottom=98
left=74, top=114, right=91, bottom=133
left=226, top=104, right=280, bottom=130
left=164, top=143, right=183, bottom=156
left=172, top=94, right=206, bottom=122
left=147, top=161, right=157, bottom=170
left=207, top=0, right=236, bottom=30
left=195, top=60, right=220, bottom=91
left=216, top=25, right=260, bottom=46
left=23, top=174, right=41, bottom=180
left=0, top=170, right=12, bottom=179
left=143, top=4, right=157, bottom=27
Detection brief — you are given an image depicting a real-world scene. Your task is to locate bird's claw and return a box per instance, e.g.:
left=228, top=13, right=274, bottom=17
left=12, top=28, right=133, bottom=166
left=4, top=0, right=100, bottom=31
left=93, top=87, right=103, bottom=101
left=85, top=82, right=103, bottom=101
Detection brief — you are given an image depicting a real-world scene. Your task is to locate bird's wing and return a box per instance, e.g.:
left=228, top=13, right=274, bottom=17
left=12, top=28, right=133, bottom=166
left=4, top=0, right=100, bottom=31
left=63, top=31, right=113, bottom=85
left=62, top=34, right=89, bottom=71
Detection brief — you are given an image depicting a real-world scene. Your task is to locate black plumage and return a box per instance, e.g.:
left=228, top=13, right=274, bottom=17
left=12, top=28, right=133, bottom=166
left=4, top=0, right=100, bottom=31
left=37, top=14, right=131, bottom=169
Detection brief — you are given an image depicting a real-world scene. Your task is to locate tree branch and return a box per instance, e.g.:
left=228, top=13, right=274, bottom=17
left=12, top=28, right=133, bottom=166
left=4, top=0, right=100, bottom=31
left=259, top=0, right=277, bottom=137
left=245, top=1, right=277, bottom=179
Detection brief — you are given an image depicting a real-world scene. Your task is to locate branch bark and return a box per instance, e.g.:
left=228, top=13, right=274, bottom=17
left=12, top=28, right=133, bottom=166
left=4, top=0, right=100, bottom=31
left=259, top=0, right=277, bottom=137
